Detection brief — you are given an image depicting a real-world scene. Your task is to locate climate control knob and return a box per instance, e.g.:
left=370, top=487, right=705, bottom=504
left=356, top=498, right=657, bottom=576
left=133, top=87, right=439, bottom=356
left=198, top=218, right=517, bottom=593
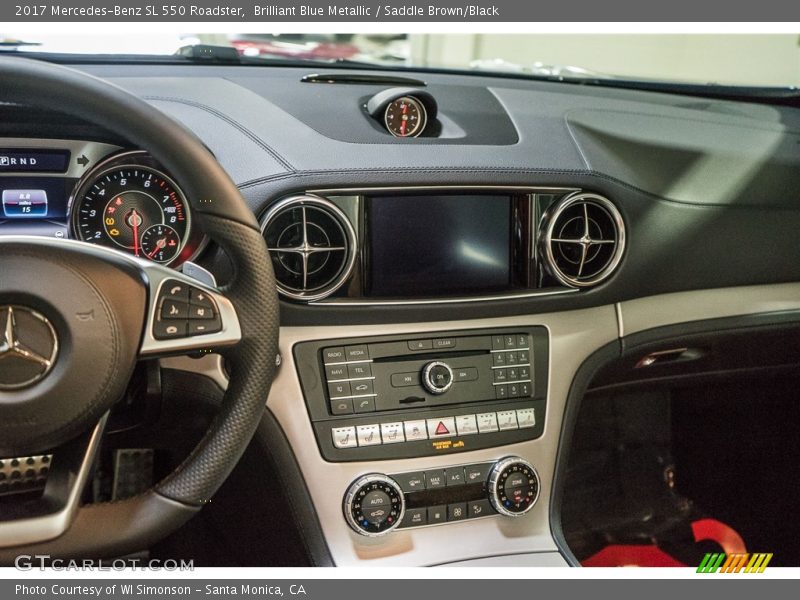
left=421, top=361, right=454, bottom=395
left=343, top=474, right=405, bottom=536
left=487, top=457, right=540, bottom=517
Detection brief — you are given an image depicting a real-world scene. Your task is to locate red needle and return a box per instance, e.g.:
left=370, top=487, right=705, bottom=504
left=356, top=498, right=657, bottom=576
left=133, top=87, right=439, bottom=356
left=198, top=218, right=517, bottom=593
left=127, top=208, right=141, bottom=257
left=401, top=120, right=407, bottom=136
left=147, top=238, right=167, bottom=260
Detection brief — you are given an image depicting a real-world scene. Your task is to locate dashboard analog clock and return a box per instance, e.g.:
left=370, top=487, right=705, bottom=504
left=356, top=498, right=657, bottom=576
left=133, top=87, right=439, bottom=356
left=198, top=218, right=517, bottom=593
left=70, top=152, right=197, bottom=266
left=384, top=96, right=427, bottom=138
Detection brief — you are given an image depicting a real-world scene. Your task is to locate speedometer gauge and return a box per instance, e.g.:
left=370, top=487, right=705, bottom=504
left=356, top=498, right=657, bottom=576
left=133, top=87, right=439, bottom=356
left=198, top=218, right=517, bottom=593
left=70, top=152, right=195, bottom=265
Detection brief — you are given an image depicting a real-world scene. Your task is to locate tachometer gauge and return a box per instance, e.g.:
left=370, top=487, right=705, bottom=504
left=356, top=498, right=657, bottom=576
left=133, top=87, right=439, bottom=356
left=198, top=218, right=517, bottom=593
left=70, top=152, right=196, bottom=266
left=384, top=96, right=427, bottom=138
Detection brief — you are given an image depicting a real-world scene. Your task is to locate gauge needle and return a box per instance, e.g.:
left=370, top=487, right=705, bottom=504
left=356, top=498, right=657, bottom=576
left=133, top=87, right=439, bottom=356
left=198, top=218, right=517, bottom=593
left=147, top=237, right=167, bottom=260
left=126, top=208, right=143, bottom=257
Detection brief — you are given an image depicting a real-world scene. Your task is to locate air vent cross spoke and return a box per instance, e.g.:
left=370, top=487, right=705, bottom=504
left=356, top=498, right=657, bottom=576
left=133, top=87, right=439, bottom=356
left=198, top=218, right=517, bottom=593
left=261, top=195, right=357, bottom=302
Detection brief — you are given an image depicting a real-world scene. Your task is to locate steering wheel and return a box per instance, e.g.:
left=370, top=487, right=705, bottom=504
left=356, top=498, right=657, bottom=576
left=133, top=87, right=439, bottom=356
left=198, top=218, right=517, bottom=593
left=0, top=57, right=279, bottom=560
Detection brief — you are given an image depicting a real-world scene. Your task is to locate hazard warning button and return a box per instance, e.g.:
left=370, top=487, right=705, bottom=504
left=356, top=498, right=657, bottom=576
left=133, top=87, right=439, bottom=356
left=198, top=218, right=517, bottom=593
left=427, top=417, right=456, bottom=439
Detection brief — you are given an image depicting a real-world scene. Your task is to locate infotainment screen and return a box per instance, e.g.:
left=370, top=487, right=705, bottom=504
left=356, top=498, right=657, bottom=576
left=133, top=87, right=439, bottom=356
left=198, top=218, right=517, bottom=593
left=366, top=194, right=512, bottom=297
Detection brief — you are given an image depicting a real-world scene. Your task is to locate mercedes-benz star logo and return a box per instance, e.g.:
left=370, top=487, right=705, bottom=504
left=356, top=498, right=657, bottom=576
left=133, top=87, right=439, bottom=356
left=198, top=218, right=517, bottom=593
left=0, top=306, right=59, bottom=390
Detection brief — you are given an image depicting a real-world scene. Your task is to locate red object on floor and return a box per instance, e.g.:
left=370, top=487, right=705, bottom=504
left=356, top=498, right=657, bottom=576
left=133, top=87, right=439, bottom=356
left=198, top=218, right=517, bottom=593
left=581, top=518, right=747, bottom=567
left=581, top=544, right=687, bottom=567
left=691, top=518, right=747, bottom=555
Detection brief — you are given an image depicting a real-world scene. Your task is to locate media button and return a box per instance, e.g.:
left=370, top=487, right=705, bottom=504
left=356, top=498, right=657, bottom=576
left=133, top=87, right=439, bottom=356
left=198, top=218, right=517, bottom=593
left=345, top=345, right=370, bottom=362
left=391, top=372, right=418, bottom=387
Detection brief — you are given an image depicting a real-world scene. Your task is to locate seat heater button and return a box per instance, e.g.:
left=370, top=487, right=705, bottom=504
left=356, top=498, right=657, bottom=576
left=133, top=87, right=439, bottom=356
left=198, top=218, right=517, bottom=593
left=356, top=424, right=381, bottom=446
left=380, top=422, right=405, bottom=444
left=498, top=410, right=519, bottom=431
left=517, top=408, right=536, bottom=428
left=477, top=412, right=499, bottom=433
left=331, top=426, right=357, bottom=448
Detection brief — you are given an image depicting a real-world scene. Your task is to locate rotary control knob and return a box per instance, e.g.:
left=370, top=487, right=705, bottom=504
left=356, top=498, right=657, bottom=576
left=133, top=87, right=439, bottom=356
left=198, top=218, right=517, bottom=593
left=421, top=361, right=454, bottom=395
left=488, top=457, right=540, bottom=517
left=343, top=474, right=405, bottom=536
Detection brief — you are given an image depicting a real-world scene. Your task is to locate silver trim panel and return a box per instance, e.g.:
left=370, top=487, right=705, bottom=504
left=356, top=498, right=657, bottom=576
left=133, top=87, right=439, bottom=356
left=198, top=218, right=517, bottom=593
left=0, top=415, right=107, bottom=548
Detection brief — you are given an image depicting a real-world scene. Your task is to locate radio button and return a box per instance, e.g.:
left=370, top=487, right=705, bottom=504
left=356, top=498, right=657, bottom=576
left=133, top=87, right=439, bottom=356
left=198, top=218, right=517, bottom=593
left=426, top=469, right=446, bottom=489
left=332, top=426, right=357, bottom=448
left=395, top=471, right=425, bottom=492
left=404, top=420, right=428, bottom=441
left=407, top=339, right=432, bottom=351
left=356, top=424, right=381, bottom=446
left=454, top=367, right=478, bottom=382
left=391, top=372, right=418, bottom=387
left=323, top=347, right=346, bottom=364
left=331, top=398, right=353, bottom=415
left=517, top=408, right=536, bottom=428
left=328, top=381, right=351, bottom=398
left=381, top=422, right=405, bottom=444
left=325, top=364, right=348, bottom=380
left=354, top=397, right=375, bottom=413
left=455, top=414, right=478, bottom=435
left=498, top=410, right=519, bottom=431
left=427, top=417, right=455, bottom=439
left=345, top=345, right=370, bottom=362
left=432, top=337, right=456, bottom=350
left=477, top=412, right=499, bottom=433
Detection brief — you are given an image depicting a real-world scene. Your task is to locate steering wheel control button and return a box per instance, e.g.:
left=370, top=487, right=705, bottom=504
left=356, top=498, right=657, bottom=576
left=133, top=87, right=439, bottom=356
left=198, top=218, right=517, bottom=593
left=153, top=319, right=187, bottom=340
left=189, top=288, right=215, bottom=309
left=422, top=361, right=454, bottom=394
left=344, top=474, right=405, bottom=536
left=160, top=299, right=189, bottom=320
left=488, top=457, right=540, bottom=517
left=188, top=304, right=216, bottom=320
left=427, top=417, right=455, bottom=439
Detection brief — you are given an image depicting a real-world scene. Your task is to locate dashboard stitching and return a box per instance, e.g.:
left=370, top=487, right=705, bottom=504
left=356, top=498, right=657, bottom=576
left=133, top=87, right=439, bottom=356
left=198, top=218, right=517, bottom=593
left=142, top=95, right=296, bottom=172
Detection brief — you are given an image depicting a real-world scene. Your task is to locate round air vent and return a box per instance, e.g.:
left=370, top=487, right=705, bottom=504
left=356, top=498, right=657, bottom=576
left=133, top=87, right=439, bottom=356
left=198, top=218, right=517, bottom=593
left=540, top=192, right=625, bottom=288
left=260, top=195, right=356, bottom=301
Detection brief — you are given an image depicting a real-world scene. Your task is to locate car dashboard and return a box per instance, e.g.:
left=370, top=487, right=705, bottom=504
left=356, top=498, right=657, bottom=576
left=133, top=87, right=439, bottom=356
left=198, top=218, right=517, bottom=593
left=3, top=61, right=800, bottom=567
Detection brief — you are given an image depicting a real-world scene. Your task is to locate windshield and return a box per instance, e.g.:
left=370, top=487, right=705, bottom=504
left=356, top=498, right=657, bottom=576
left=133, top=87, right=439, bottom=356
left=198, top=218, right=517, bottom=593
left=2, top=33, right=799, bottom=88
